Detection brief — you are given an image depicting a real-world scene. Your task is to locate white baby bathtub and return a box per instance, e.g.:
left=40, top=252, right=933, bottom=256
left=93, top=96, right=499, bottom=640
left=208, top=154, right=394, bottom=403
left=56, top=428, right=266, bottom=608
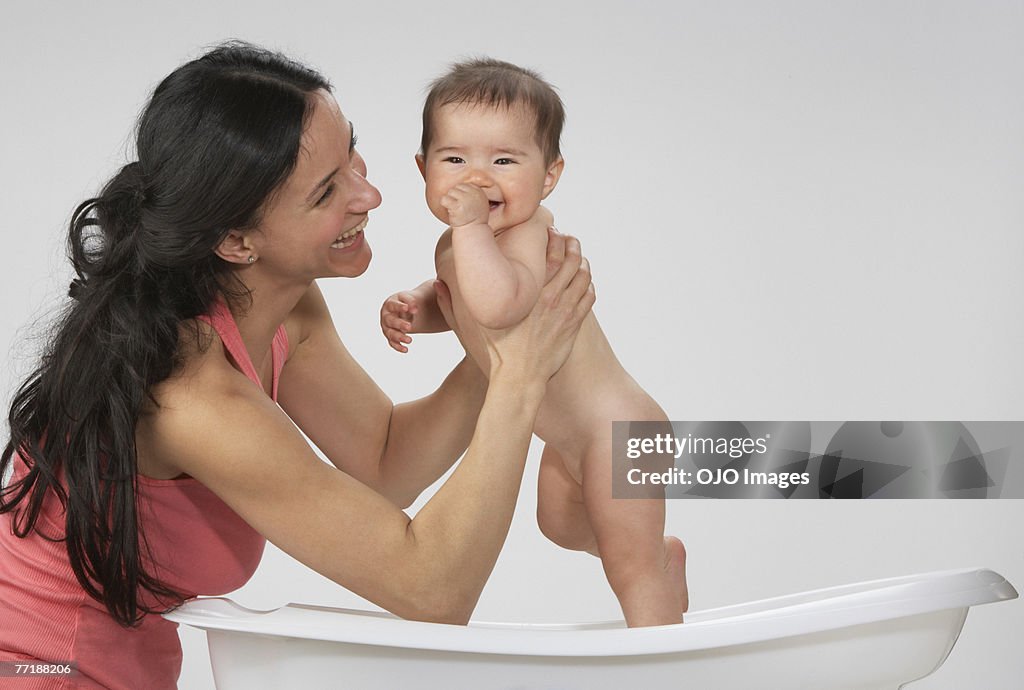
left=165, top=567, right=1017, bottom=690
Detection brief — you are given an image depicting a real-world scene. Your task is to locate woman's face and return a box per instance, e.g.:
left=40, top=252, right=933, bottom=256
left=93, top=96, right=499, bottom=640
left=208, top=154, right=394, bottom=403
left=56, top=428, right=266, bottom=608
left=251, top=90, right=382, bottom=281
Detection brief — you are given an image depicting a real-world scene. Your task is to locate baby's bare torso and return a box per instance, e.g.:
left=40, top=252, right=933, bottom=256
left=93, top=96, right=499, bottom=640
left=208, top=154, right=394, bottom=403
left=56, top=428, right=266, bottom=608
left=436, top=231, right=666, bottom=481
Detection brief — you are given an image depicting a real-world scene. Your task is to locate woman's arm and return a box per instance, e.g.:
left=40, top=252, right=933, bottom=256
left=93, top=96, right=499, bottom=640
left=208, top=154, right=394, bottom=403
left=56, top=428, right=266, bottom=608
left=151, top=361, right=539, bottom=624
left=154, top=235, right=593, bottom=624
left=278, top=283, right=486, bottom=507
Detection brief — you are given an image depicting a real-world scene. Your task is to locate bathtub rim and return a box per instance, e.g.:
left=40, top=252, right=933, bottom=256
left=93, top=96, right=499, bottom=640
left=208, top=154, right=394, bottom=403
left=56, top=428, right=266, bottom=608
left=164, top=566, right=1017, bottom=657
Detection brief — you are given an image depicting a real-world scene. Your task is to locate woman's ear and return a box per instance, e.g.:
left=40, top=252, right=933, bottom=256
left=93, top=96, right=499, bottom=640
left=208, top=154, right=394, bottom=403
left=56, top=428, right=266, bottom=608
left=215, top=230, right=256, bottom=265
left=541, top=157, right=565, bottom=199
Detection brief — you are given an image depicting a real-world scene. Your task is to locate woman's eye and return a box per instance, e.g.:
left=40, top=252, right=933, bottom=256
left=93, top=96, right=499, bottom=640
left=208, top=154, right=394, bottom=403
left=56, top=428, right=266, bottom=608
left=443, top=157, right=465, bottom=164
left=495, top=158, right=515, bottom=165
left=316, top=184, right=336, bottom=206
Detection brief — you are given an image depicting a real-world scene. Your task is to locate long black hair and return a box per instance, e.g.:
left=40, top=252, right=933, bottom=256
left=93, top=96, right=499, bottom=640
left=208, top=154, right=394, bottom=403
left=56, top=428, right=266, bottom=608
left=0, top=42, right=330, bottom=627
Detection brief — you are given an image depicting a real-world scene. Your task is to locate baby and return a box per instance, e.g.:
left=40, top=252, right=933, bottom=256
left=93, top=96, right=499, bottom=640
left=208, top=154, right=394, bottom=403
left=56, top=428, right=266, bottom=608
left=380, top=58, right=687, bottom=627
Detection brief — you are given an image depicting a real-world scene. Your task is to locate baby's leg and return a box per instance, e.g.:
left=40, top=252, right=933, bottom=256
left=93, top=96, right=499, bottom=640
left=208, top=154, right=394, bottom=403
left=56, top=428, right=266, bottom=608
left=536, top=444, right=599, bottom=556
left=582, top=437, right=688, bottom=627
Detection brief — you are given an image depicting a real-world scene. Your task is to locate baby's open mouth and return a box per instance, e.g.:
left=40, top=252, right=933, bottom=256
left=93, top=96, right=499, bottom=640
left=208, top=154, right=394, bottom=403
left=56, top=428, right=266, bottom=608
left=489, top=201, right=502, bottom=210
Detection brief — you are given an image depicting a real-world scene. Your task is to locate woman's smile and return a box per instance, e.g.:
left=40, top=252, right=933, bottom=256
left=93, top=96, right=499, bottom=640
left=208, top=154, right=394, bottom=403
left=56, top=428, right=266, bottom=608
left=331, top=216, right=368, bottom=250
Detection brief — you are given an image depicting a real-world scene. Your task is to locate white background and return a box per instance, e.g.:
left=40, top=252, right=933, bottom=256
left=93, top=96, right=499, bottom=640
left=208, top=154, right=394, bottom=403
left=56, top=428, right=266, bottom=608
left=1, top=1, right=1021, bottom=687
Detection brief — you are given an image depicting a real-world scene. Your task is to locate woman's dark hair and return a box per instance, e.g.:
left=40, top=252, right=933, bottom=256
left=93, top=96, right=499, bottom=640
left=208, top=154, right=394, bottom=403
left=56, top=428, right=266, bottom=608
left=0, top=41, right=330, bottom=627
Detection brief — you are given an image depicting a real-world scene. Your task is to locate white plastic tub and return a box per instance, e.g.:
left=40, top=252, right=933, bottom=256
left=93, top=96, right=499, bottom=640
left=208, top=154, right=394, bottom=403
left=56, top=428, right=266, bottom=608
left=165, top=567, right=1017, bottom=690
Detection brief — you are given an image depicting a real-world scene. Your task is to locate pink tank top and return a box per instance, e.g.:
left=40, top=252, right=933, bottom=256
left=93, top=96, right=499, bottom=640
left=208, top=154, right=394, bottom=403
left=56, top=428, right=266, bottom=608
left=0, top=298, right=289, bottom=689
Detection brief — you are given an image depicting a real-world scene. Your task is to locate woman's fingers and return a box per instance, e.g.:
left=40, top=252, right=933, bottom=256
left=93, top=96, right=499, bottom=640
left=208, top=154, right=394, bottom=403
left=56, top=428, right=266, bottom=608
left=539, top=232, right=592, bottom=329
left=557, top=254, right=594, bottom=343
left=537, top=237, right=593, bottom=375
left=576, top=276, right=597, bottom=320
left=563, top=256, right=592, bottom=307
left=544, top=228, right=567, bottom=283
left=541, top=235, right=583, bottom=303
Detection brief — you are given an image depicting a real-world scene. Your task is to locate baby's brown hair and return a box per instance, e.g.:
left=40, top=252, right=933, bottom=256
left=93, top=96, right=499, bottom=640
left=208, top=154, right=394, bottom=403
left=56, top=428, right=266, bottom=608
left=420, top=57, right=565, bottom=166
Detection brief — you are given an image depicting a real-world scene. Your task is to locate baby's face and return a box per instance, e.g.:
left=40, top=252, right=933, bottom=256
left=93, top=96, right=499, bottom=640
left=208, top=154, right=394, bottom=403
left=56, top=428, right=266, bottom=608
left=418, top=102, right=561, bottom=233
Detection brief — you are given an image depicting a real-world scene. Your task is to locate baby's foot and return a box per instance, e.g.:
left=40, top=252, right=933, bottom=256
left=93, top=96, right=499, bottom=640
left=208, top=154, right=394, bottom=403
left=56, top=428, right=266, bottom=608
left=663, top=536, right=689, bottom=618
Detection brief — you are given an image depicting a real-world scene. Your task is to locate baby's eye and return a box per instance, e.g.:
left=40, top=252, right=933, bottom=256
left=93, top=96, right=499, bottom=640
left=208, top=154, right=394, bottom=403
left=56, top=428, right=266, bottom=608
left=494, top=158, right=515, bottom=165
left=443, top=156, right=465, bottom=164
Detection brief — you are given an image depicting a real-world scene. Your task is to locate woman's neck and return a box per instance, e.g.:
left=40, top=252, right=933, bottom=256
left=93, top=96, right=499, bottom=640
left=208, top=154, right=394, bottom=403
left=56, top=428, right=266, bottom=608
left=227, top=272, right=310, bottom=369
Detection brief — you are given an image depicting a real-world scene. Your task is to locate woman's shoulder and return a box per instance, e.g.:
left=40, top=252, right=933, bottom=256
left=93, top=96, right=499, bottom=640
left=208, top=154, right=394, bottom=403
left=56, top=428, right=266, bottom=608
left=147, top=285, right=322, bottom=405
left=146, top=316, right=264, bottom=415
left=137, top=319, right=258, bottom=478
left=138, top=286, right=329, bottom=471
left=155, top=284, right=324, bottom=398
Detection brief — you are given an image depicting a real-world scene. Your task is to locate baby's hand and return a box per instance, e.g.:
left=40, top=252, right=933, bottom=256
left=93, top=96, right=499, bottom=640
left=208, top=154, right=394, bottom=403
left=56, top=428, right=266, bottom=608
left=380, top=291, right=420, bottom=353
left=441, top=183, right=490, bottom=228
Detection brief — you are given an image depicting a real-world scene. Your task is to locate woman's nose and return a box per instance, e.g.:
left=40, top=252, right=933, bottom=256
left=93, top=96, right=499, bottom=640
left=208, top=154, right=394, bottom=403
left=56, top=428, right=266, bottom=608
left=352, top=169, right=382, bottom=211
left=350, top=152, right=382, bottom=210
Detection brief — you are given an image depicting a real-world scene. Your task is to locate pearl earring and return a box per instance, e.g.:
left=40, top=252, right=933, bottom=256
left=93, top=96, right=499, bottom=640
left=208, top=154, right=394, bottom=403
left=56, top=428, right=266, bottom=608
left=247, top=256, right=256, bottom=264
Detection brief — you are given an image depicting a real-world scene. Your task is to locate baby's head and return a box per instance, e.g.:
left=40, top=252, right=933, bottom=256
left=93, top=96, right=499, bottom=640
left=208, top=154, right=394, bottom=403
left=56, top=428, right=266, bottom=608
left=420, top=57, right=564, bottom=167
left=417, top=58, right=565, bottom=231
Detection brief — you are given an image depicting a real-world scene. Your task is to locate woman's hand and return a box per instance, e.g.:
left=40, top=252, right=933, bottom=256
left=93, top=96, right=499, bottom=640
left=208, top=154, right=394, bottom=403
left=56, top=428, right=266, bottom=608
left=437, top=228, right=595, bottom=385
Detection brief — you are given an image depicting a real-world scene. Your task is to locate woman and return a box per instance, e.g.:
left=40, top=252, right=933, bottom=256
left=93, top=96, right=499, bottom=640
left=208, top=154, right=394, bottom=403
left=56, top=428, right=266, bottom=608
left=0, top=43, right=593, bottom=689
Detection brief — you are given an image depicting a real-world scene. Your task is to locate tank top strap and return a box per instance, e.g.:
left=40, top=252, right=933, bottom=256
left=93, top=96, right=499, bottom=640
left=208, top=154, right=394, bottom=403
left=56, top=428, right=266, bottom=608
left=270, top=315, right=289, bottom=400
left=196, top=297, right=289, bottom=402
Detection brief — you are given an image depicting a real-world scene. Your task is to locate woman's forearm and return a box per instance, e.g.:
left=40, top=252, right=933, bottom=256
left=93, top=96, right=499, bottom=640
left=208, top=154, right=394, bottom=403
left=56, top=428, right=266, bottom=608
left=379, top=230, right=590, bottom=623
left=376, top=357, right=488, bottom=507
left=402, top=370, right=546, bottom=623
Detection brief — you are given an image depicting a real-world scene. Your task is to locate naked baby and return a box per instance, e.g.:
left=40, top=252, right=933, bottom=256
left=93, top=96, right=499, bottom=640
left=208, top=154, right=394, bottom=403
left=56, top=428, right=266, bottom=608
left=380, top=58, right=687, bottom=626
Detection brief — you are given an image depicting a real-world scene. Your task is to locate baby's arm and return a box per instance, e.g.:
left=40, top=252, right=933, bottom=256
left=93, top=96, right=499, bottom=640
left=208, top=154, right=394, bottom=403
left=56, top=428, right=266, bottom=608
left=442, top=184, right=550, bottom=330
left=380, top=279, right=450, bottom=353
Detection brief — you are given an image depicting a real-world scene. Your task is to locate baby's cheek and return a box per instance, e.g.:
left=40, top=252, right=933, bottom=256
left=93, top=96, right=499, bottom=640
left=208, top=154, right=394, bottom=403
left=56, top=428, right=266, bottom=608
left=503, top=201, right=538, bottom=228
